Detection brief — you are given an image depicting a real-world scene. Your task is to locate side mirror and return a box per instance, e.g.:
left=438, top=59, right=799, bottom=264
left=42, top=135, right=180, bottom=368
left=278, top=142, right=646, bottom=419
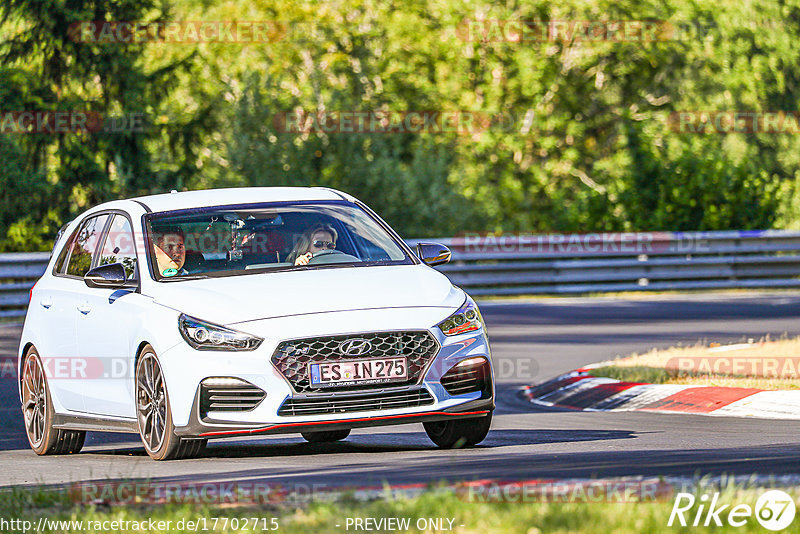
left=416, top=242, right=451, bottom=266
left=84, top=263, right=131, bottom=289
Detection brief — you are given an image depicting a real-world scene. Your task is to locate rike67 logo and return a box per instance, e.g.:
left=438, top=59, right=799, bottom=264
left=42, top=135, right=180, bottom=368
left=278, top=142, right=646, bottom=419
left=668, top=490, right=796, bottom=530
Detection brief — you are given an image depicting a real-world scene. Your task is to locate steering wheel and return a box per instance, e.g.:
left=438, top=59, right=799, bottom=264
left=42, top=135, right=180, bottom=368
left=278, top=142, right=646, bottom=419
left=306, top=248, right=359, bottom=265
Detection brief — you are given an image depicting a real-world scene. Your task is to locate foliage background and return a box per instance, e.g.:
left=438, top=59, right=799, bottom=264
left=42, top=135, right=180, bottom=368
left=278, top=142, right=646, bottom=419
left=2, top=0, right=800, bottom=250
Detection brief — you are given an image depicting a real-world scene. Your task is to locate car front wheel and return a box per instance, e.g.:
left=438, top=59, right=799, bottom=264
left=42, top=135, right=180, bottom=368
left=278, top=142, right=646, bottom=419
left=21, top=347, right=85, bottom=455
left=136, top=346, right=206, bottom=460
left=424, top=413, right=492, bottom=449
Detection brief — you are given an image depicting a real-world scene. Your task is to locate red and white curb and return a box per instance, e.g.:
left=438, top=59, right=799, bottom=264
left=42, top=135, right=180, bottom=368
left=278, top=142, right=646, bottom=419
left=523, top=369, right=800, bottom=419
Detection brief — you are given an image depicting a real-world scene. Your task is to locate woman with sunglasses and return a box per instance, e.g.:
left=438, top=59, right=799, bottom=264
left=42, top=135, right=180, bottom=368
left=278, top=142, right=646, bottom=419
left=287, top=224, right=338, bottom=266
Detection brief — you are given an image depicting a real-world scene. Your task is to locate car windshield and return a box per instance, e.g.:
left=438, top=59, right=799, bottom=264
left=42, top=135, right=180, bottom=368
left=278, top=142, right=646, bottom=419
left=144, top=201, right=413, bottom=280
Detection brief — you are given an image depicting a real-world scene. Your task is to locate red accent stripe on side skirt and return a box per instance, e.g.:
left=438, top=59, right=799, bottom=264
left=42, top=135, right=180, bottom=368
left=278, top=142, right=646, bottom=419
left=640, top=387, right=762, bottom=413
left=199, top=410, right=491, bottom=437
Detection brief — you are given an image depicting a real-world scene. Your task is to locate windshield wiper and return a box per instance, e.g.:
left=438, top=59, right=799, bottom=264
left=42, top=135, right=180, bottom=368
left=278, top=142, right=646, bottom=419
left=161, top=274, right=209, bottom=281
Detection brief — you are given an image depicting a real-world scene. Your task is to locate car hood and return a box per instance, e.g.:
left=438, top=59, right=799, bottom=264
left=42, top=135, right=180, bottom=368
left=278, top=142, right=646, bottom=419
left=148, top=264, right=464, bottom=325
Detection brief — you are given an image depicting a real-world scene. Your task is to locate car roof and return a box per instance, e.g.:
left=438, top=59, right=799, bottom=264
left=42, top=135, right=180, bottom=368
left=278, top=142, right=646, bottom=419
left=129, top=187, right=353, bottom=213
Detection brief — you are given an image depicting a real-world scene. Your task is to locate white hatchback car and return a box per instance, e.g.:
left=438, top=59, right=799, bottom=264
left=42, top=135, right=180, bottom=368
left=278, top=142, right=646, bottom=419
left=19, top=187, right=494, bottom=460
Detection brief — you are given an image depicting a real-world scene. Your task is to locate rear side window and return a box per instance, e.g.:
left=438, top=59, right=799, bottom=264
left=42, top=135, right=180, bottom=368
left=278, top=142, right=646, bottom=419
left=97, top=215, right=138, bottom=279
left=65, top=215, right=110, bottom=277
left=50, top=222, right=71, bottom=258
left=53, top=227, right=78, bottom=274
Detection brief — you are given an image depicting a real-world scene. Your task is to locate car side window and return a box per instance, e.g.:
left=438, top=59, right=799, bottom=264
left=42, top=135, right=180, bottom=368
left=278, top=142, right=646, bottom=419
left=65, top=215, right=110, bottom=277
left=53, top=227, right=79, bottom=274
left=98, top=215, right=138, bottom=280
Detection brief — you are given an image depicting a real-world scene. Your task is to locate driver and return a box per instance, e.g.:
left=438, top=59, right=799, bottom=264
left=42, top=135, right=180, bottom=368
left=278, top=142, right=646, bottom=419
left=287, top=224, right=338, bottom=266
left=152, top=226, right=188, bottom=276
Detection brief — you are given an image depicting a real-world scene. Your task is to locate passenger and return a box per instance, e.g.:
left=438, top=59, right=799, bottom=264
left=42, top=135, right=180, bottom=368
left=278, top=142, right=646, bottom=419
left=287, top=224, right=338, bottom=266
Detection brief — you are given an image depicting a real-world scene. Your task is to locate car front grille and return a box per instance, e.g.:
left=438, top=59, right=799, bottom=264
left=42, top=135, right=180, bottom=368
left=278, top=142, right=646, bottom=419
left=271, top=331, right=439, bottom=393
left=277, top=387, right=435, bottom=416
left=440, top=358, right=491, bottom=396
left=199, top=378, right=266, bottom=417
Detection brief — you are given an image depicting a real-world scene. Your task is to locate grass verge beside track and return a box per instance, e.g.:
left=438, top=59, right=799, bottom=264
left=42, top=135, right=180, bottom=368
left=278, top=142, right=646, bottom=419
left=0, top=482, right=793, bottom=533
left=590, top=337, right=800, bottom=390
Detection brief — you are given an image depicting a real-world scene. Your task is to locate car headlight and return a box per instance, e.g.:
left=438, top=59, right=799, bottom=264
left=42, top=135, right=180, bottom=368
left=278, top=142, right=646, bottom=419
left=437, top=297, right=484, bottom=336
left=179, top=314, right=263, bottom=351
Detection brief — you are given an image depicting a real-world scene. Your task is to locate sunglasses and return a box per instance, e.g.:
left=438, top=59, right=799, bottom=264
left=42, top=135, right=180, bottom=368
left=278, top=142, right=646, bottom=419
left=312, top=240, right=336, bottom=249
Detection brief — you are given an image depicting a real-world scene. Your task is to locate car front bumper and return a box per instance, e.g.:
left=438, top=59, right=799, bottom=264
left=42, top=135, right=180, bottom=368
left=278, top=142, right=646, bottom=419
left=174, top=395, right=494, bottom=438
left=162, top=308, right=494, bottom=439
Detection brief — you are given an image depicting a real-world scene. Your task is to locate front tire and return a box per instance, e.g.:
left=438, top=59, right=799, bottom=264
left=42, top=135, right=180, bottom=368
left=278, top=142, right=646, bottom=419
left=301, top=429, right=351, bottom=443
left=21, top=347, right=85, bottom=455
left=424, top=413, right=492, bottom=449
left=135, top=346, right=206, bottom=460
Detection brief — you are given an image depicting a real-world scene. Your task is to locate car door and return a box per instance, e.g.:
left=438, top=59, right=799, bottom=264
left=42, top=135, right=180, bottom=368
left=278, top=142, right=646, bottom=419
left=42, top=213, right=110, bottom=413
left=76, top=213, right=146, bottom=419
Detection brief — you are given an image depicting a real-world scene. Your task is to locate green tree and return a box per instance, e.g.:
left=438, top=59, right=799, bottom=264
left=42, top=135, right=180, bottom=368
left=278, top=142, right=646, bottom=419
left=0, top=0, right=212, bottom=249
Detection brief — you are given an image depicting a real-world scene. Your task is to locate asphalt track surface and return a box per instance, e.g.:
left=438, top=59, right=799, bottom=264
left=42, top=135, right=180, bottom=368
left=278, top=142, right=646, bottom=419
left=3, top=293, right=800, bottom=490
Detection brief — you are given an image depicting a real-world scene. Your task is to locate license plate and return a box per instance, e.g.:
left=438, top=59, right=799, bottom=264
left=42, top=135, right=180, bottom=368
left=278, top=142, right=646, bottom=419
left=308, top=357, right=408, bottom=388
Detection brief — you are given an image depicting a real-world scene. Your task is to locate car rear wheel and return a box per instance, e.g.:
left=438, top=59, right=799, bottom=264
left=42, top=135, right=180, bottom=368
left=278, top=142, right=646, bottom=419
left=136, top=346, right=206, bottom=460
left=21, top=347, right=85, bottom=455
left=301, top=429, right=351, bottom=442
left=424, top=413, right=492, bottom=449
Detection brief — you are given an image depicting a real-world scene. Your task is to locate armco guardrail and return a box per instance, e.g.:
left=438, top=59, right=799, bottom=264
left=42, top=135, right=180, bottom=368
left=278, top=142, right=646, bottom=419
left=0, top=253, right=50, bottom=319
left=406, top=230, right=800, bottom=296
left=4, top=230, right=800, bottom=318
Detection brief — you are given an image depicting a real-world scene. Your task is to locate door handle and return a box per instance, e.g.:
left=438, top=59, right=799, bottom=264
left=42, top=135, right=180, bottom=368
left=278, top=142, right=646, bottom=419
left=40, top=298, right=53, bottom=309
left=77, top=304, right=92, bottom=315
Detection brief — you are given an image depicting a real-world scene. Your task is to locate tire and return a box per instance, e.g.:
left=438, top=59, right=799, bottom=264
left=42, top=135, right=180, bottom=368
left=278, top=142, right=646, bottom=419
left=21, top=347, right=85, bottom=455
left=135, top=345, right=206, bottom=460
left=301, top=429, right=351, bottom=443
left=424, top=413, right=492, bottom=449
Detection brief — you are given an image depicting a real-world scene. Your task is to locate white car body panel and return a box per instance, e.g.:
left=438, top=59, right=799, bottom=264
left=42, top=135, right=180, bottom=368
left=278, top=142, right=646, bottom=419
left=152, top=264, right=464, bottom=325
left=25, top=275, right=84, bottom=413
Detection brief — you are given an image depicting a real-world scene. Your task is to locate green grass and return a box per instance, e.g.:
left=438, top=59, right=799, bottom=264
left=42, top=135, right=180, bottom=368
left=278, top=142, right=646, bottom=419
left=589, top=365, right=675, bottom=384
left=589, top=364, right=800, bottom=390
left=0, top=483, right=788, bottom=533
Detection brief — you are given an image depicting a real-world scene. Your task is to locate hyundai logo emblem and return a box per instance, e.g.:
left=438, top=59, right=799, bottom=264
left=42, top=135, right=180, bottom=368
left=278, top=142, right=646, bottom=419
left=339, top=338, right=372, bottom=356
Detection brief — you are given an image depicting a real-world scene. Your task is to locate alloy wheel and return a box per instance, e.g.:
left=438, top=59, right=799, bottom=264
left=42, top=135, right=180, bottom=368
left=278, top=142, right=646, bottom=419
left=136, top=352, right=167, bottom=453
left=22, top=355, right=46, bottom=446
